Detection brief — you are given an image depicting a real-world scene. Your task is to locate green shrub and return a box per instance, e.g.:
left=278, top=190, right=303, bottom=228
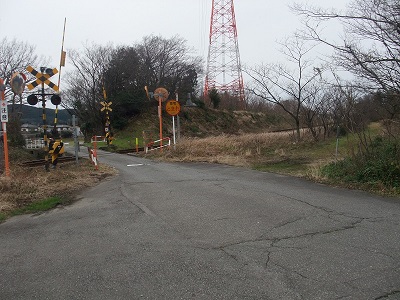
left=183, top=111, right=191, bottom=121
left=112, top=118, right=129, bottom=130
left=194, top=100, right=206, bottom=109
left=209, top=89, right=221, bottom=109
left=322, top=137, right=400, bottom=188
left=61, top=130, right=73, bottom=139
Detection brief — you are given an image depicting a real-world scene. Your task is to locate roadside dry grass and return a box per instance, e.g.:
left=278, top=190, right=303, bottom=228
left=147, top=130, right=400, bottom=196
left=152, top=130, right=338, bottom=174
left=157, top=131, right=299, bottom=165
left=1, top=125, right=395, bottom=220
left=0, top=148, right=117, bottom=218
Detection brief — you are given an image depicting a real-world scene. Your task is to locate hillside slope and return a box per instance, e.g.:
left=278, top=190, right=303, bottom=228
left=12, top=104, right=73, bottom=125
left=122, top=107, right=283, bottom=140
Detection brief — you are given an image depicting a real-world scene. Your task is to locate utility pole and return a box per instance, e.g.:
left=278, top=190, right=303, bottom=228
left=204, top=0, right=245, bottom=109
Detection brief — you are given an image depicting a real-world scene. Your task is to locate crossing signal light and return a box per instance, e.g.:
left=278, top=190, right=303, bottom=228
left=27, top=94, right=38, bottom=105
left=51, top=94, right=61, bottom=105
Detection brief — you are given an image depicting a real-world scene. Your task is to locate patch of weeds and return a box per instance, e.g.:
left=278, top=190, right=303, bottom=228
left=0, top=213, right=6, bottom=223
left=205, top=113, right=217, bottom=123
left=99, top=144, right=117, bottom=152
left=10, top=196, right=64, bottom=217
left=183, top=111, right=191, bottom=121
left=253, top=158, right=309, bottom=175
left=1, top=196, right=68, bottom=223
left=188, top=125, right=200, bottom=134
left=321, top=136, right=400, bottom=195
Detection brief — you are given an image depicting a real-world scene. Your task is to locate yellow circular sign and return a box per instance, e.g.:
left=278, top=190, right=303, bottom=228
left=165, top=100, right=181, bottom=116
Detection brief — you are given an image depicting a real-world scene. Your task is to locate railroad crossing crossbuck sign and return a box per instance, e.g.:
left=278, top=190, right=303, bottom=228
left=101, top=101, right=113, bottom=144
left=26, top=66, right=59, bottom=92
left=100, top=101, right=112, bottom=112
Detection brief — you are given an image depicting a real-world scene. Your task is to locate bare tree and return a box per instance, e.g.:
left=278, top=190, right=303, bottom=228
left=0, top=38, right=40, bottom=81
left=0, top=38, right=44, bottom=107
left=64, top=43, right=113, bottom=141
left=245, top=37, right=324, bottom=141
left=0, top=38, right=44, bottom=146
left=300, top=82, right=325, bottom=141
left=136, top=35, right=203, bottom=96
left=293, top=0, right=400, bottom=95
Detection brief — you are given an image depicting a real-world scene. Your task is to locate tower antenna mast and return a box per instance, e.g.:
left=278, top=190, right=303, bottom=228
left=204, top=0, right=245, bottom=109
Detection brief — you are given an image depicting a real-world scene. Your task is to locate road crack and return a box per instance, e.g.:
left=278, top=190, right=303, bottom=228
left=120, top=184, right=157, bottom=217
left=375, top=290, right=400, bottom=299
left=214, top=217, right=363, bottom=251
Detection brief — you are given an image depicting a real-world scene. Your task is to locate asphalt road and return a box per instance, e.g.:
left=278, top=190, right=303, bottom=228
left=1, top=150, right=399, bottom=299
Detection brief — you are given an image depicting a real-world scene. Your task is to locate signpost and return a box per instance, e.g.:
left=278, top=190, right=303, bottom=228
left=165, top=100, right=181, bottom=116
left=165, top=99, right=181, bottom=147
left=153, top=87, right=169, bottom=151
left=1, top=96, right=8, bottom=123
left=0, top=78, right=10, bottom=176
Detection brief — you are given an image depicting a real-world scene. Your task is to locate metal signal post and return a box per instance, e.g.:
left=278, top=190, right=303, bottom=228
left=101, top=85, right=113, bottom=145
left=26, top=66, right=61, bottom=171
left=100, top=100, right=113, bottom=145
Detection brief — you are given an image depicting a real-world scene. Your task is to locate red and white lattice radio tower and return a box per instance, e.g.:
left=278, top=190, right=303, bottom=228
left=204, top=0, right=245, bottom=107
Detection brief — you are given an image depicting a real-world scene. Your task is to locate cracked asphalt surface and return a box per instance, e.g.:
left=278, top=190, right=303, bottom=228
left=1, top=150, right=399, bottom=299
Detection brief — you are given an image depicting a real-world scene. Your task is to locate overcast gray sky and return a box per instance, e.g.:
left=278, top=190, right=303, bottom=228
left=1, top=0, right=350, bottom=77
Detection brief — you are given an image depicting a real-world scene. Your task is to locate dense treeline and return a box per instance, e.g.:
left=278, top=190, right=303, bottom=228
left=63, top=35, right=202, bottom=140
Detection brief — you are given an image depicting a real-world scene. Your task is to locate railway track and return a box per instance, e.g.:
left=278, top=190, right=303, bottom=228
left=115, top=148, right=145, bottom=154
left=20, top=156, right=79, bottom=167
left=21, top=147, right=145, bottom=168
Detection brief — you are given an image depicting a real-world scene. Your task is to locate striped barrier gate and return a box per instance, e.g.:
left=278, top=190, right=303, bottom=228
left=145, top=137, right=171, bottom=153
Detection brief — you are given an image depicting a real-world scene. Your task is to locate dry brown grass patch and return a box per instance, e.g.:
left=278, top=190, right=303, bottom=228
left=151, top=131, right=299, bottom=166
left=0, top=160, right=117, bottom=214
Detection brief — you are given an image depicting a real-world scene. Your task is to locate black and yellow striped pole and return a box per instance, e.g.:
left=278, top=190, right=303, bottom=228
left=101, top=85, right=113, bottom=145
left=39, top=68, right=50, bottom=171
left=53, top=17, right=67, bottom=136
left=48, top=18, right=67, bottom=167
left=49, top=94, right=63, bottom=168
left=51, top=18, right=67, bottom=134
left=57, top=18, right=67, bottom=90
left=26, top=66, right=60, bottom=171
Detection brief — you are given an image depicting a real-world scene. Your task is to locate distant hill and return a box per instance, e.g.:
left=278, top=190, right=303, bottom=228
left=9, top=104, right=75, bottom=125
